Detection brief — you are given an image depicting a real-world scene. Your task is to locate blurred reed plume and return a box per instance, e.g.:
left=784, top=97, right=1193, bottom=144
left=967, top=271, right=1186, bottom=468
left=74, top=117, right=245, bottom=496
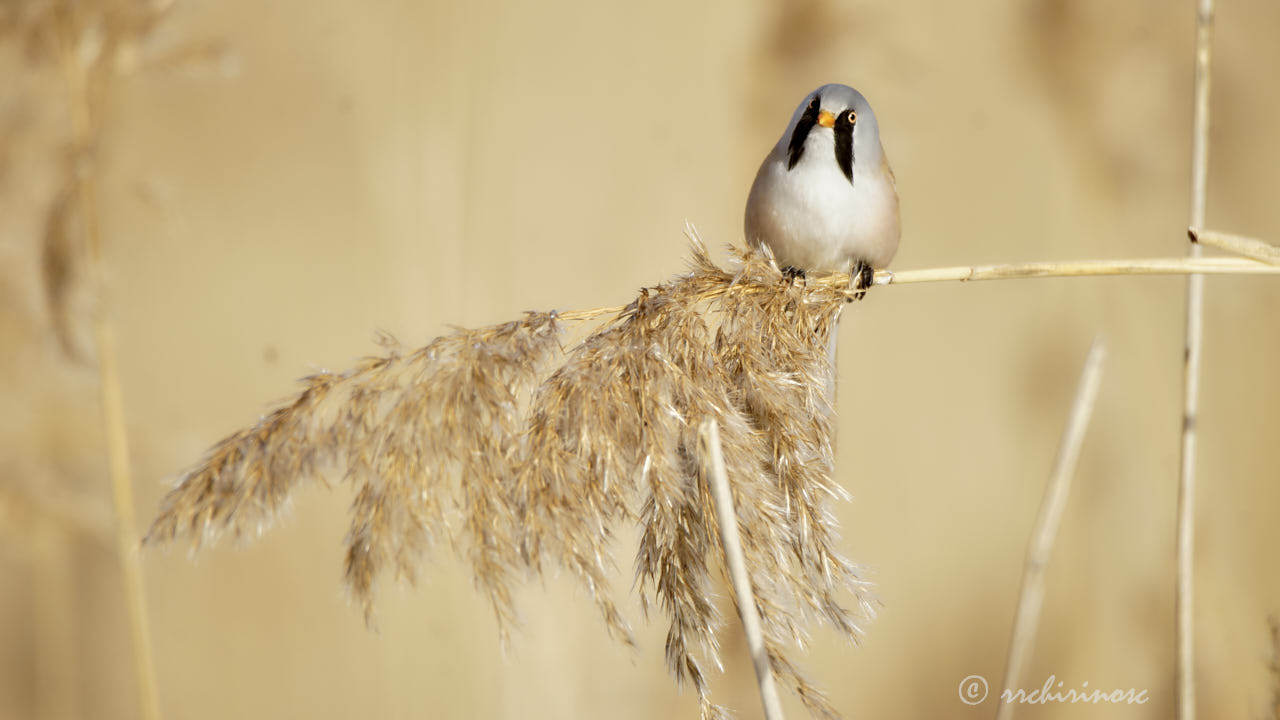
left=145, top=237, right=876, bottom=719
left=2, top=0, right=179, bottom=360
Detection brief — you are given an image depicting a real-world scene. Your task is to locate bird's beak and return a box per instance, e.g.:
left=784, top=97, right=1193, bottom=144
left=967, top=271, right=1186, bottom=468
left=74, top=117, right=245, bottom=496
left=817, top=110, right=835, bottom=128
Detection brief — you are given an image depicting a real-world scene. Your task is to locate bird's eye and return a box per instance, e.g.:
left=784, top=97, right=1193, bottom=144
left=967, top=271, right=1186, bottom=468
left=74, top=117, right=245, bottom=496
left=846, top=110, right=857, bottom=124
left=808, top=97, right=820, bottom=109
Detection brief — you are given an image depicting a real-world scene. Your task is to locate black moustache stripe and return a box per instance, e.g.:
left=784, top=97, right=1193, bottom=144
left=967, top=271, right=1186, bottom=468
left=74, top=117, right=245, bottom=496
left=834, top=110, right=855, bottom=185
left=787, top=95, right=820, bottom=170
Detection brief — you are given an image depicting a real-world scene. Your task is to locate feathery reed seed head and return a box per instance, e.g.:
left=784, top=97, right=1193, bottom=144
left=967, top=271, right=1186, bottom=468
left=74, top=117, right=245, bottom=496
left=145, top=240, right=875, bottom=718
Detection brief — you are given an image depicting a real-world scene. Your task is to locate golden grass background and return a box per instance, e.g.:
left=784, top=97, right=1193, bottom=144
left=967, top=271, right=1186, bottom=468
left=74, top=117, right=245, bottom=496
left=2, top=0, right=1279, bottom=718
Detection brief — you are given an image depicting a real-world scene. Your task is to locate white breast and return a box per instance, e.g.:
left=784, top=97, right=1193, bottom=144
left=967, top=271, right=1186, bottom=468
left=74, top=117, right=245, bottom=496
left=745, top=139, right=900, bottom=273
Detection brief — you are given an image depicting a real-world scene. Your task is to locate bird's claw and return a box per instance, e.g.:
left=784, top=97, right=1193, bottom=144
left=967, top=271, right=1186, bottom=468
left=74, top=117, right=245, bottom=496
left=849, top=260, right=874, bottom=301
left=782, top=266, right=807, bottom=281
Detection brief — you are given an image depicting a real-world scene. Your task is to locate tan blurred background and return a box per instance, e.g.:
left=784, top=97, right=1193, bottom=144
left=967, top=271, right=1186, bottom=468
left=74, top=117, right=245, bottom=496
left=3, top=0, right=1279, bottom=718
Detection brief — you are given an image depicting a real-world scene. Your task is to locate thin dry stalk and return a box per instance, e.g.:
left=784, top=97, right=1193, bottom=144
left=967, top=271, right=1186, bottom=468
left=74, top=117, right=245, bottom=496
left=701, top=418, right=784, bottom=720
left=94, top=313, right=161, bottom=720
left=877, top=256, right=1278, bottom=285
left=48, top=4, right=164, bottom=718
left=1188, top=228, right=1280, bottom=266
left=559, top=255, right=1280, bottom=325
left=1178, top=1, right=1215, bottom=718
left=995, top=337, right=1106, bottom=720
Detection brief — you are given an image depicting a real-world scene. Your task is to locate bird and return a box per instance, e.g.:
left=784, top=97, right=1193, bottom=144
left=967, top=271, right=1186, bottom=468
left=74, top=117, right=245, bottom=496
left=744, top=83, right=900, bottom=290
left=743, top=83, right=901, bottom=400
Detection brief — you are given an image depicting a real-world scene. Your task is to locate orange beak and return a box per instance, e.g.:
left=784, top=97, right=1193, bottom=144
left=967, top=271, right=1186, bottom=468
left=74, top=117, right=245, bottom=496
left=817, top=110, right=836, bottom=128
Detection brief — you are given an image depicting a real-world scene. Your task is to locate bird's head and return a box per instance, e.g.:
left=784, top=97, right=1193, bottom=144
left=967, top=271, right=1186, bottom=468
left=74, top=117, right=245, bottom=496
left=782, top=83, right=884, bottom=183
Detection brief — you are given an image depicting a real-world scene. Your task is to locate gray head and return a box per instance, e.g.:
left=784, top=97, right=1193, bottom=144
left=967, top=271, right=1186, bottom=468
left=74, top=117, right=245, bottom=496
left=777, top=83, right=884, bottom=183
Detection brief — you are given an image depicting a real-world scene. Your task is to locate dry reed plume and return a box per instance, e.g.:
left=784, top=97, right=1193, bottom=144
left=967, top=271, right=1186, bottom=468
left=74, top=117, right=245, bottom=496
left=145, top=237, right=876, bottom=719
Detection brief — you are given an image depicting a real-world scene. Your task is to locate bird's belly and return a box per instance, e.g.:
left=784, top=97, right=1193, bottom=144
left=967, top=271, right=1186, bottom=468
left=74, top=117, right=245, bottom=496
left=758, top=171, right=899, bottom=272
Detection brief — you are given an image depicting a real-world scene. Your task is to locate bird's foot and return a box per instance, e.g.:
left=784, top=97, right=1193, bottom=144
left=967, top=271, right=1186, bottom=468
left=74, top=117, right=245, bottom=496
left=782, top=266, right=807, bottom=282
left=849, top=260, right=874, bottom=302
